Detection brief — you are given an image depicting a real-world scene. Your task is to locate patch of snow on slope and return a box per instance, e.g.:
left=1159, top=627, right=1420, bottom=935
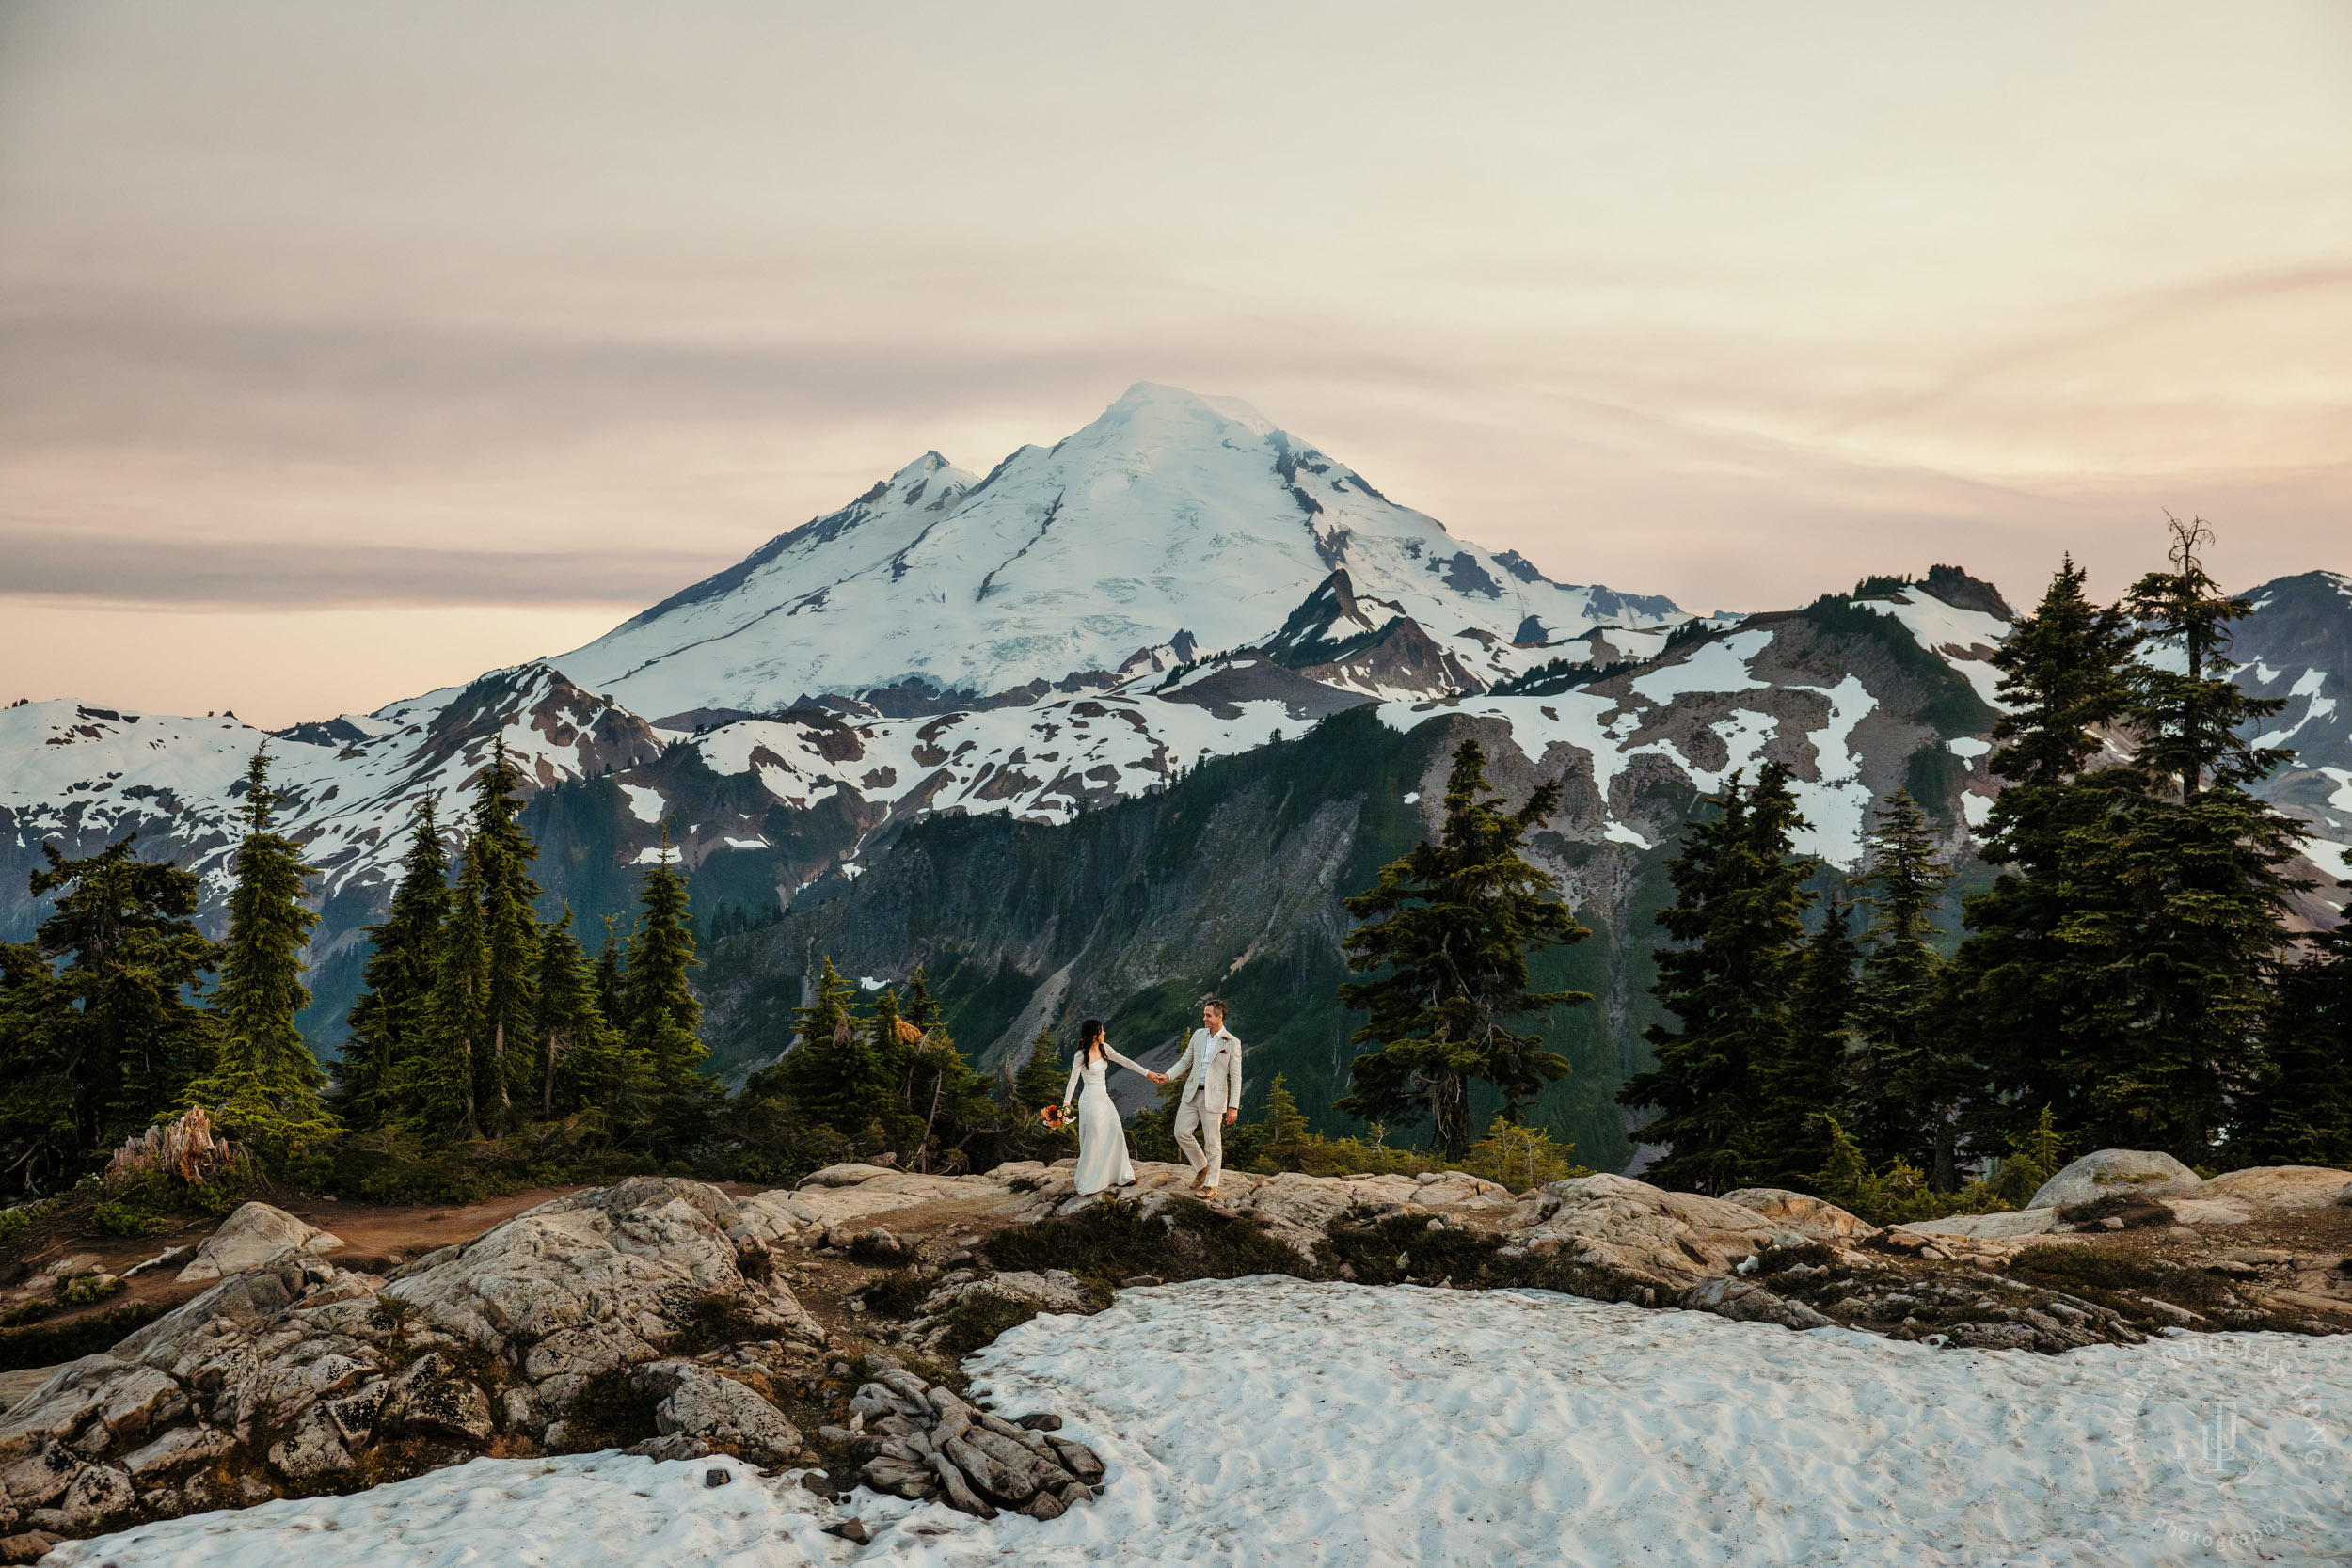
left=619, top=784, right=665, bottom=824
left=1947, top=736, right=1991, bottom=760
left=1628, top=628, right=1771, bottom=702
left=1783, top=675, right=1877, bottom=863
left=48, top=1454, right=835, bottom=1568
left=2254, top=670, right=2337, bottom=750
left=1859, top=592, right=2009, bottom=709
left=62, top=1278, right=2352, bottom=1567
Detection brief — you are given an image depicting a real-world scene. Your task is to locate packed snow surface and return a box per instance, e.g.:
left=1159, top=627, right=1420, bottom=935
left=64, top=1277, right=2352, bottom=1567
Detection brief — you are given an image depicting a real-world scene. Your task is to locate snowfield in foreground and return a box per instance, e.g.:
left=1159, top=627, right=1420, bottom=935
left=56, top=1278, right=2352, bottom=1567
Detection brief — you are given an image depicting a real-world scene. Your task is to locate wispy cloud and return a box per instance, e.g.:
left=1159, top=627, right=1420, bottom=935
left=2, top=527, right=729, bottom=609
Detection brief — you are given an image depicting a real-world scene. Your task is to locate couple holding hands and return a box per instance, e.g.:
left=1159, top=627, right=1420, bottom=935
left=1058, top=998, right=1243, bottom=1197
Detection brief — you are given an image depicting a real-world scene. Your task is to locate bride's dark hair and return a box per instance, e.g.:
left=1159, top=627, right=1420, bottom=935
left=1079, top=1018, right=1105, bottom=1061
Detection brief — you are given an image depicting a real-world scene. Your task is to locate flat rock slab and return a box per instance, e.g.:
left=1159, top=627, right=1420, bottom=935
left=2194, top=1165, right=2352, bottom=1211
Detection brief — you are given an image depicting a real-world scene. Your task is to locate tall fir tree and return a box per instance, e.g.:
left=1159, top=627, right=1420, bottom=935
left=420, top=830, right=490, bottom=1139
left=893, top=967, right=991, bottom=1168
left=621, top=831, right=712, bottom=1147
left=340, top=799, right=448, bottom=1132
left=593, top=916, right=630, bottom=1034
left=777, top=958, right=875, bottom=1135
left=2239, top=921, right=2352, bottom=1166
left=183, top=749, right=340, bottom=1164
left=1337, top=738, right=1591, bottom=1158
left=1618, top=763, right=1816, bottom=1195
left=1, top=834, right=215, bottom=1182
left=1005, top=1028, right=1077, bottom=1160
left=2074, top=517, right=2310, bottom=1156
left=466, top=741, right=544, bottom=1137
left=1843, top=790, right=1962, bottom=1186
left=1751, top=893, right=1859, bottom=1189
left=1947, top=555, right=2142, bottom=1147
left=534, top=906, right=637, bottom=1122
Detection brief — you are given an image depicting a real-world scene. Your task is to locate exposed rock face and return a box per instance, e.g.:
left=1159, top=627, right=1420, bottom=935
left=817, top=1356, right=1103, bottom=1520
left=1902, top=1209, right=2062, bottom=1241
left=0, top=1180, right=826, bottom=1543
left=1720, top=1189, right=1880, bottom=1243
left=2026, top=1151, right=2201, bottom=1212
left=173, top=1201, right=343, bottom=1283
left=2195, top=1166, right=2352, bottom=1211
left=1502, top=1174, right=1829, bottom=1291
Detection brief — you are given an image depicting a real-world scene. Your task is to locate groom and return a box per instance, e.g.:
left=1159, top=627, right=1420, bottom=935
left=1164, top=996, right=1243, bottom=1196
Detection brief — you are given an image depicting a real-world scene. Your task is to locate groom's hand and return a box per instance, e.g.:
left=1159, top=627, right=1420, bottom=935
left=1223, top=1108, right=1239, bottom=1126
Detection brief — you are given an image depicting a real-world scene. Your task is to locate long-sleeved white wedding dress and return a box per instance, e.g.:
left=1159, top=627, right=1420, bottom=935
left=1063, top=1044, right=1152, bottom=1195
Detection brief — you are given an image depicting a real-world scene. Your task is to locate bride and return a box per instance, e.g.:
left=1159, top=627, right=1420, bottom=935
left=1060, top=1018, right=1165, bottom=1196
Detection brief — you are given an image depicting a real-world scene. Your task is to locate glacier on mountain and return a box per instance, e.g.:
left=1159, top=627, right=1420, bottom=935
left=552, top=384, right=1680, bottom=721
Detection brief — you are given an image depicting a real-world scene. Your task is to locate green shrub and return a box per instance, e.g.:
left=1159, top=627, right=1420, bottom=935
left=0, top=1200, right=55, bottom=1252
left=674, top=1292, right=765, bottom=1354
left=857, top=1270, right=932, bottom=1321
left=92, top=1199, right=167, bottom=1237
left=62, top=1275, right=124, bottom=1307
left=936, top=1294, right=1041, bottom=1357
left=983, top=1196, right=1308, bottom=1287
left=1753, top=1241, right=1835, bottom=1275
left=563, top=1368, right=660, bottom=1450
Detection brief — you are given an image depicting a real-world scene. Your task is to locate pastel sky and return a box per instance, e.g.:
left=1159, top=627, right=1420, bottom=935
left=3, top=1, right=2347, bottom=728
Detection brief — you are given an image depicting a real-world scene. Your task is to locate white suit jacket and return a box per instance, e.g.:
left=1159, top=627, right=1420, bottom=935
left=1166, top=1026, right=1244, bottom=1115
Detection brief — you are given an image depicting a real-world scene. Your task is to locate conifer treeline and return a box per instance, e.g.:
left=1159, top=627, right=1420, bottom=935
left=1625, top=523, right=2352, bottom=1199
left=337, top=742, right=713, bottom=1152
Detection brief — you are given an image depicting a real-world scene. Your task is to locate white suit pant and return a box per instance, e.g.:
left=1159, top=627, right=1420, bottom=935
left=1174, top=1092, right=1223, bottom=1186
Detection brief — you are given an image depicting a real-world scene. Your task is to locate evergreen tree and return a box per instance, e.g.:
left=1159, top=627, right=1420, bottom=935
left=621, top=832, right=712, bottom=1147
left=1751, top=893, right=1859, bottom=1189
left=778, top=958, right=882, bottom=1138
left=535, top=907, right=636, bottom=1121
left=0, top=834, right=215, bottom=1184
left=1005, top=1028, right=1076, bottom=1160
left=2074, top=517, right=2309, bottom=1156
left=2239, top=922, right=2352, bottom=1165
left=419, top=832, right=490, bottom=1139
left=891, top=968, right=992, bottom=1168
left=1337, top=738, right=1591, bottom=1158
left=1845, top=790, right=1961, bottom=1185
left=1618, top=763, right=1815, bottom=1195
left=183, top=749, right=340, bottom=1164
left=341, top=799, right=448, bottom=1131
left=1947, top=555, right=2143, bottom=1146
left=593, top=916, right=629, bottom=1034
left=1252, top=1070, right=1314, bottom=1172
left=466, top=741, right=543, bottom=1137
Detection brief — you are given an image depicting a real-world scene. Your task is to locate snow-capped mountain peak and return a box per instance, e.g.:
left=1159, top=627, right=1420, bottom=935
left=550, top=385, right=1685, bottom=723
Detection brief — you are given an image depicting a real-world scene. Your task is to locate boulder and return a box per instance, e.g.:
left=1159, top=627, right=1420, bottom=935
left=1681, top=1277, right=1836, bottom=1332
left=1717, top=1189, right=1879, bottom=1243
left=635, top=1362, right=803, bottom=1465
left=2193, top=1165, right=2352, bottom=1212
left=915, top=1269, right=1097, bottom=1321
left=2026, top=1150, right=2200, bottom=1212
left=1406, top=1172, right=1515, bottom=1210
left=176, top=1202, right=344, bottom=1283
left=1512, top=1173, right=1782, bottom=1289
left=0, top=1177, right=826, bottom=1543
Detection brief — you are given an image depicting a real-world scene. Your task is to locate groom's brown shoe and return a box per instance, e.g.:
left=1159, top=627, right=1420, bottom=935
left=1200, top=1186, right=1218, bottom=1197
left=1189, top=1169, right=1207, bottom=1191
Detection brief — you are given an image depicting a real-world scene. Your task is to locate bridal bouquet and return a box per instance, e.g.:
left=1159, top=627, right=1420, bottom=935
left=1037, top=1104, right=1069, bottom=1131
